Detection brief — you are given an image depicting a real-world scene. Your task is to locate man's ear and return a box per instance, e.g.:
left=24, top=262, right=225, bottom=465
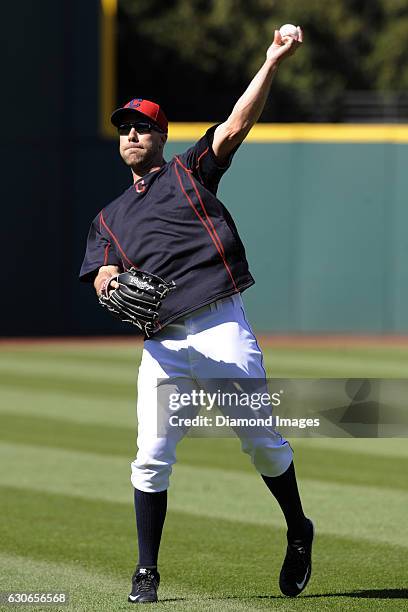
left=160, top=133, right=168, bottom=148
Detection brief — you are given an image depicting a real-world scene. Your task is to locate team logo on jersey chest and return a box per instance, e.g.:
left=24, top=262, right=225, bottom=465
left=135, top=180, right=147, bottom=193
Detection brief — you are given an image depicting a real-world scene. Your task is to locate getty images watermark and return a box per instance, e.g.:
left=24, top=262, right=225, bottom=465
left=166, top=388, right=319, bottom=430
left=156, top=378, right=408, bottom=438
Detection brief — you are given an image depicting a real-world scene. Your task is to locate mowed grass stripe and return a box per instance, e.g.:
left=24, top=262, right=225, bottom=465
left=2, top=349, right=408, bottom=378
left=292, top=437, right=408, bottom=460
left=262, top=346, right=408, bottom=361
left=2, top=345, right=408, bottom=381
left=0, top=388, right=135, bottom=428
left=0, top=357, right=138, bottom=383
left=1, top=487, right=407, bottom=612
left=170, top=465, right=408, bottom=548
left=0, top=347, right=142, bottom=367
left=0, top=371, right=135, bottom=400
left=289, top=443, right=408, bottom=491
left=0, top=344, right=142, bottom=359
left=0, top=362, right=394, bottom=397
left=1, top=413, right=407, bottom=492
left=1, top=442, right=407, bottom=547
left=3, top=344, right=408, bottom=365
left=0, top=553, right=130, bottom=612
left=177, top=437, right=408, bottom=492
left=263, top=355, right=408, bottom=377
left=0, top=414, right=137, bottom=457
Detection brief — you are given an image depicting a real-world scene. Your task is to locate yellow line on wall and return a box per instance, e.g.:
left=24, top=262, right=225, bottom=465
left=167, top=122, right=408, bottom=143
left=102, top=121, right=408, bottom=143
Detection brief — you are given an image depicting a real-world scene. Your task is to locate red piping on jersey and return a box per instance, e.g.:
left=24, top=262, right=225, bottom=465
left=99, top=211, right=138, bottom=269
left=195, top=147, right=209, bottom=184
left=196, top=147, right=209, bottom=166
left=185, top=169, right=225, bottom=256
left=176, top=156, right=224, bottom=255
left=103, top=243, right=110, bottom=265
left=174, top=163, right=238, bottom=292
left=174, top=156, right=193, bottom=174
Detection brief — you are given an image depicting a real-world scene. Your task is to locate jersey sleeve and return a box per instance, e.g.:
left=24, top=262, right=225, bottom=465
left=176, top=124, right=241, bottom=195
left=79, top=213, right=122, bottom=283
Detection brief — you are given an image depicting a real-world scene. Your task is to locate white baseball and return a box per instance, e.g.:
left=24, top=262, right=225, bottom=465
left=279, top=24, right=299, bottom=40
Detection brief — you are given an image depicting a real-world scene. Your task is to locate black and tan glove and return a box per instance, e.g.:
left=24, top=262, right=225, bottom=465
left=98, top=268, right=176, bottom=337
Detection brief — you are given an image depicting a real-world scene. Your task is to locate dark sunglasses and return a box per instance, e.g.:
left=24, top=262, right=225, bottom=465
left=117, top=121, right=163, bottom=136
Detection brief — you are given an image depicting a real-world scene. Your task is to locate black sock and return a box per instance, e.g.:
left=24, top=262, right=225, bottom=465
left=134, top=488, right=167, bottom=569
left=261, top=462, right=307, bottom=540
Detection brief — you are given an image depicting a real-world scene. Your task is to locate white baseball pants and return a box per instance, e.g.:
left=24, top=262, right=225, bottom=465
left=131, top=293, right=293, bottom=492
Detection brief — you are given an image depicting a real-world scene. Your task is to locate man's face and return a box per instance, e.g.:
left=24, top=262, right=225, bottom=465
left=118, top=112, right=167, bottom=171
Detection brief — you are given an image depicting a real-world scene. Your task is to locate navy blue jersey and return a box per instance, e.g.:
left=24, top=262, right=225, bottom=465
left=79, top=125, right=255, bottom=333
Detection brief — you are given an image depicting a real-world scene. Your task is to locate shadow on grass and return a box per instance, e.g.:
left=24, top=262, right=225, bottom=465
left=256, top=588, right=408, bottom=600
left=155, top=589, right=408, bottom=606
left=159, top=598, right=186, bottom=602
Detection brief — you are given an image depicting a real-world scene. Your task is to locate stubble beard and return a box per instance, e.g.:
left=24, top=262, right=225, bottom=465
left=122, top=144, right=161, bottom=174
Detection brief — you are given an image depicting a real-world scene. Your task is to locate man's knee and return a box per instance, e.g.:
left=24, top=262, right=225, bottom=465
left=131, top=437, right=175, bottom=493
left=241, top=438, right=293, bottom=477
left=131, top=462, right=171, bottom=492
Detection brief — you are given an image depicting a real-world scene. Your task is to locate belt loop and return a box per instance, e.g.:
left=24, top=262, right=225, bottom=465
left=215, top=297, right=223, bottom=311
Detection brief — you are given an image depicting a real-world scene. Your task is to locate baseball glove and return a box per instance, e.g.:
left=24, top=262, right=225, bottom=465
left=98, top=268, right=176, bottom=337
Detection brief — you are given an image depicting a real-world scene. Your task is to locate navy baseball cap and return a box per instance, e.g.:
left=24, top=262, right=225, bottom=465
left=111, top=98, right=168, bottom=133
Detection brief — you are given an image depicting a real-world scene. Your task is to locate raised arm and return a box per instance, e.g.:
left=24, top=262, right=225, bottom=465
left=212, top=28, right=303, bottom=164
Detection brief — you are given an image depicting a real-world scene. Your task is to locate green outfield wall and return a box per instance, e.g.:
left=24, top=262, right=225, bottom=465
left=164, top=140, right=408, bottom=334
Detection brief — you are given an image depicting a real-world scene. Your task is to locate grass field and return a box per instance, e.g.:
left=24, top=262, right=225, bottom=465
left=0, top=340, right=407, bottom=611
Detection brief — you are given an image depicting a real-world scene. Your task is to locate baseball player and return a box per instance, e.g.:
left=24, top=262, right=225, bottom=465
left=80, top=28, right=313, bottom=604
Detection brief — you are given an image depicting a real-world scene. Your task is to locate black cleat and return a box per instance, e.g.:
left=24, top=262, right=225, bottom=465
left=128, top=567, right=160, bottom=604
left=279, top=518, right=314, bottom=597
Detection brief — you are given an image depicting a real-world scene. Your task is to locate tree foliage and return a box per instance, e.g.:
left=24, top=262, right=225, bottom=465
left=118, top=0, right=408, bottom=121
